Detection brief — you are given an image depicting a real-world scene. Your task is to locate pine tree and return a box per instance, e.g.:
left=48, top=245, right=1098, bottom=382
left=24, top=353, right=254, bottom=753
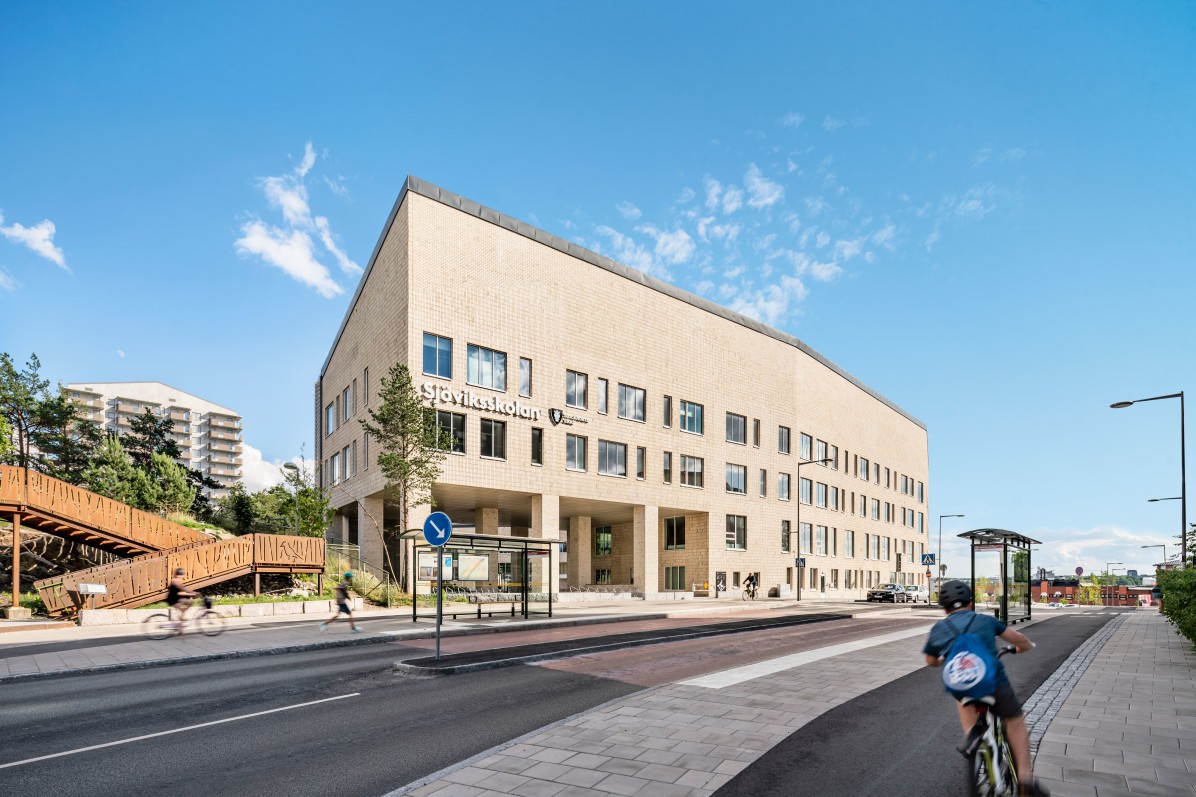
left=125, top=408, right=180, bottom=468
left=83, top=436, right=142, bottom=507
left=0, top=352, right=50, bottom=468
left=149, top=452, right=196, bottom=515
left=30, top=388, right=103, bottom=484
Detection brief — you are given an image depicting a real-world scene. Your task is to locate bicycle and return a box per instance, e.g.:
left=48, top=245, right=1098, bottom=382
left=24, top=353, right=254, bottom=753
left=959, top=647, right=1018, bottom=796
left=742, top=583, right=758, bottom=601
left=143, top=596, right=225, bottom=639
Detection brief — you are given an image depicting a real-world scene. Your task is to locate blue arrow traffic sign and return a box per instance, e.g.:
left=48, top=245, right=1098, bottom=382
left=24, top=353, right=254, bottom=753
left=921, top=553, right=935, bottom=566
left=797, top=557, right=807, bottom=568
left=423, top=512, right=453, bottom=547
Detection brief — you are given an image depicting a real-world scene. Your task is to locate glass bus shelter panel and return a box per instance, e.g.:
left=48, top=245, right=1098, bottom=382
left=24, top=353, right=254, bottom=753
left=971, top=547, right=1006, bottom=615
left=1009, top=546, right=1031, bottom=620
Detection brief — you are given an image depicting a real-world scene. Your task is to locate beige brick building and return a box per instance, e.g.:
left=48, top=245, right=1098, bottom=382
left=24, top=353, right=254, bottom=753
left=316, top=177, right=930, bottom=599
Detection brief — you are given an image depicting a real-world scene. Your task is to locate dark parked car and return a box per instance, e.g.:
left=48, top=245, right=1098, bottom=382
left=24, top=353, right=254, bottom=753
left=867, top=583, right=909, bottom=603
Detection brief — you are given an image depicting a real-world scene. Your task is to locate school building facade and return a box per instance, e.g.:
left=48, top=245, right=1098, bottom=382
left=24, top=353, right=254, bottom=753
left=316, top=177, right=931, bottom=599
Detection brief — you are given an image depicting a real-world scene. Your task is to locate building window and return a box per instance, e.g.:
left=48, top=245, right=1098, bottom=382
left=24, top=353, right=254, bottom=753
left=816, top=525, right=828, bottom=556
left=594, top=526, right=612, bottom=557
left=363, top=435, right=368, bottom=469
left=566, top=434, right=587, bottom=471
left=636, top=447, right=645, bottom=480
left=816, top=439, right=828, bottom=465
left=679, top=400, right=704, bottom=434
left=343, top=445, right=352, bottom=479
left=663, top=395, right=672, bottom=428
left=781, top=519, right=791, bottom=553
left=330, top=452, right=339, bottom=485
left=665, top=516, right=685, bottom=550
left=800, top=433, right=812, bottom=460
left=680, top=455, right=704, bottom=488
left=618, top=383, right=645, bottom=422
left=760, top=469, right=767, bottom=498
left=595, top=568, right=612, bottom=584
left=325, top=403, right=334, bottom=436
left=566, top=370, right=588, bottom=409
left=467, top=344, right=507, bottom=391
left=531, top=427, right=543, bottom=466
left=423, top=333, right=452, bottom=379
left=845, top=529, right=855, bottom=558
left=779, top=473, right=791, bottom=501
left=351, top=440, right=357, bottom=477
left=885, top=467, right=891, bottom=488
left=664, top=566, right=686, bottom=591
left=725, top=515, right=747, bottom=550
left=800, top=477, right=812, bottom=505
left=598, top=440, right=627, bottom=477
left=352, top=379, right=357, bottom=415
left=663, top=451, right=672, bottom=484
left=917, top=481, right=924, bottom=503
left=725, top=463, right=747, bottom=494
left=726, top=412, right=746, bottom=445
left=364, top=367, right=369, bottom=405
left=519, top=358, right=532, bottom=397
left=816, top=482, right=827, bottom=508
left=918, top=511, right=924, bottom=533
left=753, top=419, right=761, bottom=447
left=342, top=391, right=351, bottom=424
left=800, top=522, right=812, bottom=554
left=871, top=498, right=880, bottom=520
left=859, top=457, right=870, bottom=480
left=480, top=418, right=506, bottom=459
left=436, top=410, right=466, bottom=454
left=777, top=426, right=791, bottom=455
left=597, top=378, right=608, bottom=414
left=881, top=537, right=890, bottom=560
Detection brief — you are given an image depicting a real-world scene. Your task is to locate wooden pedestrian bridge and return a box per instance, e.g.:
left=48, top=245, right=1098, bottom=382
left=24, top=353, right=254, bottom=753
left=1, top=465, right=324, bottom=616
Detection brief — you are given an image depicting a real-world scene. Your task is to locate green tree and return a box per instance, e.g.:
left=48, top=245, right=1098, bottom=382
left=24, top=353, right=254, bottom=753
left=284, top=457, right=336, bottom=538
left=0, top=352, right=50, bottom=468
left=218, top=482, right=257, bottom=534
left=0, top=414, right=14, bottom=463
left=1157, top=568, right=1196, bottom=648
left=30, top=388, right=103, bottom=484
left=124, top=408, right=181, bottom=468
left=359, top=363, right=446, bottom=575
left=148, top=452, right=197, bottom=515
left=83, top=436, right=148, bottom=508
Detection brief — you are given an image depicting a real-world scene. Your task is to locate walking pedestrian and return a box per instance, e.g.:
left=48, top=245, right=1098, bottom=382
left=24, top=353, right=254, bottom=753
left=320, top=572, right=362, bottom=633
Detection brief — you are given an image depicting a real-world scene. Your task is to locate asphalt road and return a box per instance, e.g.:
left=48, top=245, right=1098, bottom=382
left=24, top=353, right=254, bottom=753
left=713, top=610, right=1122, bottom=797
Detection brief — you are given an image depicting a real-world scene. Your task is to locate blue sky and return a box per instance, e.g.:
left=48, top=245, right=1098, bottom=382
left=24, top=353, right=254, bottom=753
left=3, top=2, right=1194, bottom=577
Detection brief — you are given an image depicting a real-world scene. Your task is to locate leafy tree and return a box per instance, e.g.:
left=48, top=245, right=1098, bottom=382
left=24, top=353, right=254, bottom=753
left=0, top=414, right=14, bottom=463
left=359, top=363, right=446, bottom=563
left=0, top=352, right=50, bottom=468
left=186, top=468, right=223, bottom=521
left=1157, top=568, right=1196, bottom=648
left=284, top=457, right=336, bottom=538
left=218, top=482, right=257, bottom=535
left=83, top=436, right=150, bottom=508
left=148, top=452, right=196, bottom=515
left=30, top=388, right=102, bottom=484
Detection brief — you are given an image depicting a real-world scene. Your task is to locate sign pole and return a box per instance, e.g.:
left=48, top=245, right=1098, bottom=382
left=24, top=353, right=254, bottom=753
left=436, top=550, right=443, bottom=660
left=422, top=511, right=454, bottom=662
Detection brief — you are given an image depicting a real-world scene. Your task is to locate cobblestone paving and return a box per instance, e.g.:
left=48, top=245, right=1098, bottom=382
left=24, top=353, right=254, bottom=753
left=384, top=631, right=934, bottom=797
left=1034, top=612, right=1196, bottom=796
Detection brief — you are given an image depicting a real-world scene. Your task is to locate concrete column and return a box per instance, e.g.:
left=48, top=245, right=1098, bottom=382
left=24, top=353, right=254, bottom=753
left=478, top=508, right=499, bottom=536
left=567, top=515, right=591, bottom=587
left=358, top=494, right=386, bottom=577
left=633, top=505, right=659, bottom=596
left=11, top=512, right=21, bottom=607
left=405, top=503, right=432, bottom=593
left=530, top=494, right=560, bottom=596
left=336, top=513, right=352, bottom=546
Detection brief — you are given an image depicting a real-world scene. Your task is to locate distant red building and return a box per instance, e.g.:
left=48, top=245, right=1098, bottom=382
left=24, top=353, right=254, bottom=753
left=1030, top=581, right=1150, bottom=606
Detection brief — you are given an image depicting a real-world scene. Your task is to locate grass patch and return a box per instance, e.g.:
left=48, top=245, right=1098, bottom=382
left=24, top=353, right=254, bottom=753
left=0, top=591, right=47, bottom=614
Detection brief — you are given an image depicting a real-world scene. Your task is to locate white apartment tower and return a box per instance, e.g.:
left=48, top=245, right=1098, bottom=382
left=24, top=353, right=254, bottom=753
left=65, top=381, right=243, bottom=498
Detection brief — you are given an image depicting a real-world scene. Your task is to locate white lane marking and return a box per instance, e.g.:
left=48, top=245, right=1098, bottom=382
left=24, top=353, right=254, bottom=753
left=0, top=692, right=359, bottom=770
left=678, top=625, right=932, bottom=688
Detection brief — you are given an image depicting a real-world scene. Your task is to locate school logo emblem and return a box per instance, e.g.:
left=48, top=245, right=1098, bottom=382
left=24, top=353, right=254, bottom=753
left=549, top=408, right=563, bottom=426
left=943, top=651, right=986, bottom=691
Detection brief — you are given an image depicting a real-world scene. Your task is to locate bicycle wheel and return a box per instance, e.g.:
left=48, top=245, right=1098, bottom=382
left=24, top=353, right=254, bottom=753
left=195, top=610, right=225, bottom=637
left=967, top=749, right=995, bottom=797
left=996, top=740, right=1018, bottom=795
left=143, top=613, right=176, bottom=641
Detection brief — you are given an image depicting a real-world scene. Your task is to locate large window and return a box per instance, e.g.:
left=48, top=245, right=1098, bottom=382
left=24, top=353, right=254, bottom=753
left=423, top=333, right=452, bottom=378
left=816, top=525, right=828, bottom=555
left=859, top=457, right=870, bottom=480
left=680, top=455, right=704, bottom=488
left=781, top=520, right=791, bottom=553
left=759, top=469, right=767, bottom=498
left=800, top=522, right=812, bottom=554
left=726, top=412, right=746, bottom=444
left=778, top=426, right=791, bottom=454
left=342, top=387, right=351, bottom=422
left=800, top=433, right=812, bottom=460
left=663, top=451, right=672, bottom=484
left=871, top=498, right=880, bottom=520
left=595, top=568, right=612, bottom=584
left=845, top=529, right=855, bottom=558
left=665, top=516, right=685, bottom=550
left=325, top=403, right=334, bottom=436
left=636, top=447, right=645, bottom=480
left=519, top=358, right=532, bottom=397
left=566, top=370, right=588, bottom=409
left=566, top=434, right=587, bottom=471
left=663, top=395, right=672, bottom=428
left=597, top=378, right=608, bottom=414
left=830, top=486, right=840, bottom=511
left=816, top=482, right=827, bottom=508
left=330, top=452, right=340, bottom=486
left=664, top=566, right=687, bottom=591
left=725, top=463, right=747, bottom=494
left=435, top=410, right=466, bottom=454
left=800, top=477, right=812, bottom=505
left=594, top=526, right=612, bottom=557
left=598, top=440, right=627, bottom=477
left=679, top=400, right=703, bottom=434
left=779, top=472, right=791, bottom=501
left=480, top=418, right=506, bottom=459
left=531, top=427, right=543, bottom=465
left=467, top=344, right=506, bottom=391
left=725, top=515, right=747, bottom=550
left=618, top=384, right=646, bottom=422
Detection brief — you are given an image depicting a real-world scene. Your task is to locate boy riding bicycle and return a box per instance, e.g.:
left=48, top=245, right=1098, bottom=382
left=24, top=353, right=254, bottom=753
left=923, top=580, right=1049, bottom=797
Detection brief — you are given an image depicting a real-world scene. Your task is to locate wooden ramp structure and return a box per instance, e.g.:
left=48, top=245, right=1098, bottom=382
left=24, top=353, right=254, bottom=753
left=1, top=465, right=324, bottom=616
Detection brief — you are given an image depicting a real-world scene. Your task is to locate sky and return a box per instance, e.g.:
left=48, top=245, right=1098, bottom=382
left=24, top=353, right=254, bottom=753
left=2, top=2, right=1194, bottom=578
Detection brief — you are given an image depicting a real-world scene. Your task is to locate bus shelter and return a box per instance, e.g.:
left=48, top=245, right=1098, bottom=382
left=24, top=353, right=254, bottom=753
left=959, top=528, right=1039, bottom=624
left=400, top=529, right=556, bottom=621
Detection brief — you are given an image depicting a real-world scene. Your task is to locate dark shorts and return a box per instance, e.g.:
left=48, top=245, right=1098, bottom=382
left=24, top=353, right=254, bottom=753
left=977, top=680, right=1023, bottom=719
left=337, top=602, right=352, bottom=615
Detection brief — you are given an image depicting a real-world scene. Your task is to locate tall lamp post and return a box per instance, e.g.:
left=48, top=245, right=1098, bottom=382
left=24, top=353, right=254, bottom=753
left=1142, top=543, right=1168, bottom=569
left=790, top=457, right=832, bottom=601
left=938, top=514, right=965, bottom=596
left=1111, top=392, right=1186, bottom=567
left=281, top=462, right=300, bottom=535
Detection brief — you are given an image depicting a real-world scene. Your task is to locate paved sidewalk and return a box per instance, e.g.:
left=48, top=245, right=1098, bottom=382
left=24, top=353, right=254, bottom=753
left=1033, top=611, right=1196, bottom=796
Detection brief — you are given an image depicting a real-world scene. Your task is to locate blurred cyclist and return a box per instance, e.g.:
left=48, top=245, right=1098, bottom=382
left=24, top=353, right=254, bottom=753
left=923, top=580, right=1048, bottom=797
left=166, top=568, right=198, bottom=629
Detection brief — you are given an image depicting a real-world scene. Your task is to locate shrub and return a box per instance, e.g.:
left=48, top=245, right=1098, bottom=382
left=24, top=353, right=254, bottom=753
left=1157, top=568, right=1196, bottom=648
left=0, top=591, right=47, bottom=614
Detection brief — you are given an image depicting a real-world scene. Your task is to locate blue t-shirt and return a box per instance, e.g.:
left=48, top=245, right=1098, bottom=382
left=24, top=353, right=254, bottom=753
left=923, top=610, right=1009, bottom=684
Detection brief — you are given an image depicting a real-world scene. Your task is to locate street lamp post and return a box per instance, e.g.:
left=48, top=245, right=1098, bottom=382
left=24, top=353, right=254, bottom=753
left=1104, top=561, right=1122, bottom=608
left=938, top=514, right=965, bottom=597
left=791, top=457, right=832, bottom=601
left=1142, top=543, right=1168, bottom=569
left=282, top=462, right=300, bottom=535
left=1111, top=392, right=1187, bottom=567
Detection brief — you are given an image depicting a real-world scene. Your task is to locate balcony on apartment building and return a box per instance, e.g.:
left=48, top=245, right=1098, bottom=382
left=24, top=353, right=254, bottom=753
left=207, top=416, right=242, bottom=431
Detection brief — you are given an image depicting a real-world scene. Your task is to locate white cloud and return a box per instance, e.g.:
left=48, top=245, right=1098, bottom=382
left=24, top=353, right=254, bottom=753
left=324, top=175, right=351, bottom=199
left=808, top=260, right=842, bottom=281
left=780, top=112, right=804, bottom=128
left=240, top=443, right=288, bottom=492
left=955, top=184, right=998, bottom=220
left=116, top=349, right=125, bottom=359
left=823, top=116, right=846, bottom=133
left=676, top=187, right=696, bottom=204
left=0, top=270, right=14, bottom=292
left=616, top=201, right=642, bottom=220
left=237, top=141, right=358, bottom=295
left=0, top=212, right=68, bottom=271
left=637, top=224, right=695, bottom=265
left=833, top=238, right=864, bottom=261
left=703, top=177, right=723, bottom=210
left=815, top=231, right=831, bottom=248
left=1002, top=147, right=1027, bottom=162
left=592, top=226, right=662, bottom=277
left=925, top=222, right=942, bottom=251
left=728, top=275, right=808, bottom=325
left=972, top=146, right=992, bottom=167
left=745, top=164, right=784, bottom=209
left=722, top=186, right=743, bottom=214
left=871, top=223, right=897, bottom=247
left=235, top=220, right=343, bottom=298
